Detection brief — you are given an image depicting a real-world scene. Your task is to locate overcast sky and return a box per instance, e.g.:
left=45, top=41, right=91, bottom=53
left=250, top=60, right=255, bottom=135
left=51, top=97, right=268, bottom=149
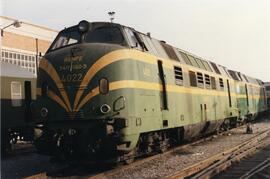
left=1, top=0, right=270, bottom=81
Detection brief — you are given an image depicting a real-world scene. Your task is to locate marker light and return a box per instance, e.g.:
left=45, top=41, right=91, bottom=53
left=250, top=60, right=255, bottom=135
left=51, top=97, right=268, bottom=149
left=78, top=20, right=89, bottom=33
left=40, top=107, right=48, bottom=118
left=100, top=104, right=111, bottom=114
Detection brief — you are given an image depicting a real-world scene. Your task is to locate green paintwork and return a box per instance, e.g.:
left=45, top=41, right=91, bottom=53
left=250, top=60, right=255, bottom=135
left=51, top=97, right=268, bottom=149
left=36, top=42, right=267, bottom=150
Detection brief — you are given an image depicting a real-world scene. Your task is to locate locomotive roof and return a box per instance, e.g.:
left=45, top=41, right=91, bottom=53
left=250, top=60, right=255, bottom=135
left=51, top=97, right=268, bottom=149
left=0, top=61, right=36, bottom=78
left=124, top=24, right=263, bottom=85
left=58, top=21, right=263, bottom=85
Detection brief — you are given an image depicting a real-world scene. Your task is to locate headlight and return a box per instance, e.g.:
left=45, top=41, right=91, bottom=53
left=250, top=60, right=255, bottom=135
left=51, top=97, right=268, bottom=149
left=40, top=107, right=48, bottom=118
left=100, top=104, right=111, bottom=114
left=78, top=20, right=90, bottom=33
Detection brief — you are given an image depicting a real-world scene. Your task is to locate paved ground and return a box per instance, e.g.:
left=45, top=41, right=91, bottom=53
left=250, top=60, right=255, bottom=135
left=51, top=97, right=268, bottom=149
left=1, top=151, right=53, bottom=179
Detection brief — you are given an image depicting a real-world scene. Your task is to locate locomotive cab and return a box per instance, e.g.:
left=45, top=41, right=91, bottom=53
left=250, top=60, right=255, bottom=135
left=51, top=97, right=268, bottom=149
left=35, top=21, right=139, bottom=161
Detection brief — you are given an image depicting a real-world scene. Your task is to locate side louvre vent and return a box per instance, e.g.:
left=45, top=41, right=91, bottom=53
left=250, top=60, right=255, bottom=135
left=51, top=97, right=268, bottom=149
left=205, top=74, right=211, bottom=89
left=219, top=78, right=224, bottom=89
left=174, top=66, right=183, bottom=86
left=197, top=72, right=204, bottom=88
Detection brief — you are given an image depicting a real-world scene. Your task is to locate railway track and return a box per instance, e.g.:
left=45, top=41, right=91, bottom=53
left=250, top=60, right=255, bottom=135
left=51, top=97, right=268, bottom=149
left=166, top=128, right=270, bottom=179
left=88, top=133, right=218, bottom=179
left=215, top=138, right=270, bottom=179
left=23, top=122, right=270, bottom=179
left=25, top=131, right=224, bottom=179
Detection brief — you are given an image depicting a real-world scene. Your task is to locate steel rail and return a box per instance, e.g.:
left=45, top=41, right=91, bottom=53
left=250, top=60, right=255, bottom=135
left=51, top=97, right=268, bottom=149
left=239, top=158, right=270, bottom=179
left=165, top=129, right=270, bottom=179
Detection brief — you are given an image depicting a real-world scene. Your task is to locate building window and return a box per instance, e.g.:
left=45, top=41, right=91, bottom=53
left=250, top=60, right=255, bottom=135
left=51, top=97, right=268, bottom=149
left=11, top=81, right=22, bottom=107
left=197, top=72, right=204, bottom=88
left=174, top=66, right=183, bottom=86
left=189, top=71, right=197, bottom=87
left=205, top=74, right=211, bottom=89
left=211, top=76, right=216, bottom=89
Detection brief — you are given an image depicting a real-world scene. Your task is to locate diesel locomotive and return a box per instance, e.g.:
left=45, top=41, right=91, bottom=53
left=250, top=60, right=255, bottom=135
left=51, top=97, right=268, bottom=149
left=34, top=20, right=268, bottom=163
left=265, top=82, right=270, bottom=110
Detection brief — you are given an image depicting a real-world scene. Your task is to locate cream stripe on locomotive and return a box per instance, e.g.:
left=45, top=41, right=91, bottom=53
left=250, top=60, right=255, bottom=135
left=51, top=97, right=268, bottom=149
left=77, top=80, right=264, bottom=111
left=39, top=59, right=72, bottom=112
left=37, top=79, right=264, bottom=113
left=36, top=88, right=69, bottom=112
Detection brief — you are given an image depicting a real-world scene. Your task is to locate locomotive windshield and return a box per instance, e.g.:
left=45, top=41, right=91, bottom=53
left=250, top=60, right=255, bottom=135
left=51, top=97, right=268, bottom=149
left=85, top=26, right=124, bottom=44
left=48, top=24, right=125, bottom=52
left=50, top=26, right=81, bottom=51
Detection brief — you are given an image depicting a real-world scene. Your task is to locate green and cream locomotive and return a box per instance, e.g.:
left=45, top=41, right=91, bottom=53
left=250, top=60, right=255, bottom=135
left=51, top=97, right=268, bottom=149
left=34, top=20, right=267, bottom=162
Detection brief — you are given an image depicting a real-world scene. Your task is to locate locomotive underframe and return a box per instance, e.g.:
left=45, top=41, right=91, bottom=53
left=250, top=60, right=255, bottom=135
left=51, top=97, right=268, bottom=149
left=34, top=117, right=128, bottom=162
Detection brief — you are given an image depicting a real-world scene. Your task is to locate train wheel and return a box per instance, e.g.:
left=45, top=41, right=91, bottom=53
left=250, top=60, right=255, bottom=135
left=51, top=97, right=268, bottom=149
left=123, top=149, right=136, bottom=165
left=221, top=119, right=230, bottom=131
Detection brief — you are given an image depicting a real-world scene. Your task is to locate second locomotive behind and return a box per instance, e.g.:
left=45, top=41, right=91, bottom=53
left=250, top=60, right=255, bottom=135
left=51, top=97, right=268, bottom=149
left=34, top=20, right=268, bottom=163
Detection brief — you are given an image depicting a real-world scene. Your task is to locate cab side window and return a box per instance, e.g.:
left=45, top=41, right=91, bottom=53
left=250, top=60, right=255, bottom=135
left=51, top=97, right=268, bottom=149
left=123, top=27, right=142, bottom=50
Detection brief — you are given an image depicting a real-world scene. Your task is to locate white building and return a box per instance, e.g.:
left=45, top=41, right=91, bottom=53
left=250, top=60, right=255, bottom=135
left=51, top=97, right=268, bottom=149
left=0, top=16, right=58, bottom=75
